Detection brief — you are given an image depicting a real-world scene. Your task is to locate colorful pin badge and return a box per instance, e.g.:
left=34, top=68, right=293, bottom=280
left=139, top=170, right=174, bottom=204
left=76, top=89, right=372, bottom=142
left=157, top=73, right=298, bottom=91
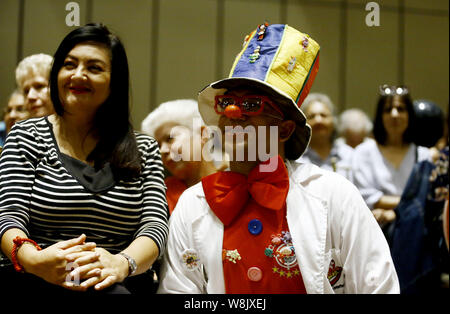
left=257, top=22, right=269, bottom=40
left=281, top=231, right=292, bottom=244
left=181, top=249, right=200, bottom=271
left=223, top=249, right=241, bottom=264
left=286, top=56, right=297, bottom=72
left=265, top=231, right=300, bottom=279
left=301, top=36, right=309, bottom=52
left=249, top=46, right=261, bottom=63
left=327, top=259, right=343, bottom=286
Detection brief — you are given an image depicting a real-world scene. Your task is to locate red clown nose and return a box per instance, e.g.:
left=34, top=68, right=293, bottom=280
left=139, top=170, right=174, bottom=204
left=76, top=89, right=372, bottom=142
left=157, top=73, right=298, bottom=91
left=224, top=105, right=242, bottom=119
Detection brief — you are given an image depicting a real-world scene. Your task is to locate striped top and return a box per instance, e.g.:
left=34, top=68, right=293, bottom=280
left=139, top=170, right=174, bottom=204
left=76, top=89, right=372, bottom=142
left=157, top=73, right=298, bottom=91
left=0, top=117, right=169, bottom=267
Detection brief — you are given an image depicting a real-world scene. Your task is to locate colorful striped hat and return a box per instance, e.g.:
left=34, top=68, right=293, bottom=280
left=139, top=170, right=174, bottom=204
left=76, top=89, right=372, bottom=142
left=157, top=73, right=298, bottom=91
left=198, top=23, right=320, bottom=159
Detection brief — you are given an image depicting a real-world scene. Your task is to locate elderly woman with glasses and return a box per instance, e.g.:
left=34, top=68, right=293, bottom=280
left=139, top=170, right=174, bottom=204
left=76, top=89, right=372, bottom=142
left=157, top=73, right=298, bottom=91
left=352, top=85, right=431, bottom=236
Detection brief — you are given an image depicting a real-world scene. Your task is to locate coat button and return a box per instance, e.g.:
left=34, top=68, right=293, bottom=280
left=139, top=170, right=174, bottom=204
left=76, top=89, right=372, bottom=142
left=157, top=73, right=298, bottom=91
left=248, top=219, right=263, bottom=235
left=247, top=267, right=263, bottom=282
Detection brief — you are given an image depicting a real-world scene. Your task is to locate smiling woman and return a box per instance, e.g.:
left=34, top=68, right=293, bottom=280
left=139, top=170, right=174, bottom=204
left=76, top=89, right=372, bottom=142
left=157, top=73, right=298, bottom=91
left=57, top=43, right=111, bottom=117
left=0, top=23, right=169, bottom=294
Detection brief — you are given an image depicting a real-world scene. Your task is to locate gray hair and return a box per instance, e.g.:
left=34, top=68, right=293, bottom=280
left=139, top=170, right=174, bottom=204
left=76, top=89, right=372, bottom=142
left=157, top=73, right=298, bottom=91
left=15, top=53, right=53, bottom=91
left=141, top=99, right=205, bottom=137
left=338, top=108, right=373, bottom=135
left=302, top=92, right=336, bottom=116
left=302, top=92, right=338, bottom=131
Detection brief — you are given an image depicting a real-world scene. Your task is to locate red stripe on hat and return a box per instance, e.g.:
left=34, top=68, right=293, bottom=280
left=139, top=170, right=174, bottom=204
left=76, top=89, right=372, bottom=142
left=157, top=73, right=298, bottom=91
left=296, top=52, right=320, bottom=108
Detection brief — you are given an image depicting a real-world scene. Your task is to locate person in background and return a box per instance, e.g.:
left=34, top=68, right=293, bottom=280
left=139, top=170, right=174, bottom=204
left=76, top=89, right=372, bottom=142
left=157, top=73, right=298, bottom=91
left=15, top=53, right=54, bottom=118
left=295, top=93, right=354, bottom=181
left=412, top=99, right=447, bottom=164
left=0, top=23, right=168, bottom=294
left=1, top=91, right=28, bottom=148
left=412, top=99, right=444, bottom=149
left=4, top=90, right=29, bottom=133
left=336, top=108, right=373, bottom=149
left=158, top=23, right=399, bottom=294
left=352, top=85, right=430, bottom=240
left=141, top=99, right=227, bottom=214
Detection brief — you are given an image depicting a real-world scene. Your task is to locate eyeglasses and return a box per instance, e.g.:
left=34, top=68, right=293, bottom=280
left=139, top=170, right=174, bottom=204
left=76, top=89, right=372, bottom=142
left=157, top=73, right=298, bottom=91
left=214, top=95, right=284, bottom=120
left=379, top=84, right=409, bottom=96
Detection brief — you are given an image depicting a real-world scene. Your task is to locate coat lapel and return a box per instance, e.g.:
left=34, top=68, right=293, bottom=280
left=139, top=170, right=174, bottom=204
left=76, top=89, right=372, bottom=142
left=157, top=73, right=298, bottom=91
left=285, top=161, right=328, bottom=294
left=191, top=196, right=226, bottom=293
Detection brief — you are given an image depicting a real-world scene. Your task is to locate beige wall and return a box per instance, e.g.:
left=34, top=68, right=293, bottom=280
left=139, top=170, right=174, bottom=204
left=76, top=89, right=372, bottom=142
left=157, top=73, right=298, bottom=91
left=1, top=0, right=448, bottom=129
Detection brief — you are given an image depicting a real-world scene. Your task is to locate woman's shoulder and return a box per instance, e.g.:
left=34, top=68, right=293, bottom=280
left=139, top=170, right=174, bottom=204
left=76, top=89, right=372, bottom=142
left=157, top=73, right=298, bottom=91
left=134, top=131, right=162, bottom=163
left=134, top=131, right=158, bottom=149
left=2, top=117, right=52, bottom=160
left=7, top=117, right=52, bottom=144
left=13, top=117, right=49, bottom=133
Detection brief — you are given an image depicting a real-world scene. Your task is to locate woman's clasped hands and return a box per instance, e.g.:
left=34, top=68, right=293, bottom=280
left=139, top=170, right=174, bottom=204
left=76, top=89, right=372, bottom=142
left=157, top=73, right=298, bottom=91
left=20, top=234, right=128, bottom=291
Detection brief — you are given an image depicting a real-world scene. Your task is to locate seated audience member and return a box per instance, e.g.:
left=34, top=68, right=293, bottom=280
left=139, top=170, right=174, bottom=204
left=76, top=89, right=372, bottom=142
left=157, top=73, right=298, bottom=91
left=412, top=99, right=445, bottom=162
left=390, top=142, right=448, bottom=294
left=412, top=99, right=444, bottom=148
left=352, top=85, right=430, bottom=239
left=158, top=23, right=399, bottom=294
left=295, top=93, right=353, bottom=181
left=141, top=99, right=228, bottom=214
left=0, top=23, right=168, bottom=294
left=1, top=91, right=28, bottom=147
left=337, top=108, right=373, bottom=149
left=4, top=90, right=29, bottom=133
left=15, top=53, right=54, bottom=118
left=0, top=90, right=28, bottom=148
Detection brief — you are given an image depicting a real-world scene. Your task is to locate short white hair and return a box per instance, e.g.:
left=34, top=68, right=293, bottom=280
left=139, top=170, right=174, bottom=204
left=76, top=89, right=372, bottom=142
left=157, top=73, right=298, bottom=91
left=15, top=53, right=53, bottom=90
left=302, top=92, right=338, bottom=132
left=141, top=99, right=205, bottom=137
left=338, top=108, right=373, bottom=135
left=302, top=92, right=336, bottom=116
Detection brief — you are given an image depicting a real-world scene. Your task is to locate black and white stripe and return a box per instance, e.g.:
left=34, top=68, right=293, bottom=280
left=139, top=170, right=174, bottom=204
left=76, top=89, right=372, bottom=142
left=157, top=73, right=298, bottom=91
left=0, top=117, right=169, bottom=267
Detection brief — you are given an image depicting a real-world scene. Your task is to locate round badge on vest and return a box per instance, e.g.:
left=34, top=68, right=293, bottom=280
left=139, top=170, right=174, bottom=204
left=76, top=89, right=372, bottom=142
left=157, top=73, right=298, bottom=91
left=248, top=219, right=263, bottom=235
left=247, top=266, right=263, bottom=282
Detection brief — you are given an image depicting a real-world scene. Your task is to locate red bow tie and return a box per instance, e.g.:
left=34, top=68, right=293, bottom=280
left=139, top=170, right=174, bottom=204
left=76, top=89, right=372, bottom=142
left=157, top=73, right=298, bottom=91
left=201, top=155, right=289, bottom=226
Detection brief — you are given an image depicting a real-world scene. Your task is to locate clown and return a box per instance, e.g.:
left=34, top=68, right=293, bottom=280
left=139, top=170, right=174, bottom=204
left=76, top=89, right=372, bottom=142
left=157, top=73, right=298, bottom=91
left=158, top=23, right=399, bottom=294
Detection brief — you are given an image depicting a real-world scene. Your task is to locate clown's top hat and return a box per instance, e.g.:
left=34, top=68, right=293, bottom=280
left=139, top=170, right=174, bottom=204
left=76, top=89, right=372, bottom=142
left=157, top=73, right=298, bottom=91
left=198, top=23, right=320, bottom=159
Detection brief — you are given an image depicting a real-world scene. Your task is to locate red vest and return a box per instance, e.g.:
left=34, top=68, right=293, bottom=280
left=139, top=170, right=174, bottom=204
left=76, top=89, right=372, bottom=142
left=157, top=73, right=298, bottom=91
left=202, top=155, right=307, bottom=293
left=222, top=200, right=306, bottom=294
left=165, top=176, right=187, bottom=214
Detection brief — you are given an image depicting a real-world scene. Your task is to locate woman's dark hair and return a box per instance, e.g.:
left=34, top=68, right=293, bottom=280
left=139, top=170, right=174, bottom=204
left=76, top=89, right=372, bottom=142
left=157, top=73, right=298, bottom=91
left=373, top=93, right=416, bottom=145
left=50, top=23, right=141, bottom=180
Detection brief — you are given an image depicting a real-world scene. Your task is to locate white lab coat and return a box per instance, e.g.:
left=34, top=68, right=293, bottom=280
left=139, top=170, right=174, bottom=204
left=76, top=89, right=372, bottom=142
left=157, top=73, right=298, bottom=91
left=157, top=160, right=399, bottom=294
